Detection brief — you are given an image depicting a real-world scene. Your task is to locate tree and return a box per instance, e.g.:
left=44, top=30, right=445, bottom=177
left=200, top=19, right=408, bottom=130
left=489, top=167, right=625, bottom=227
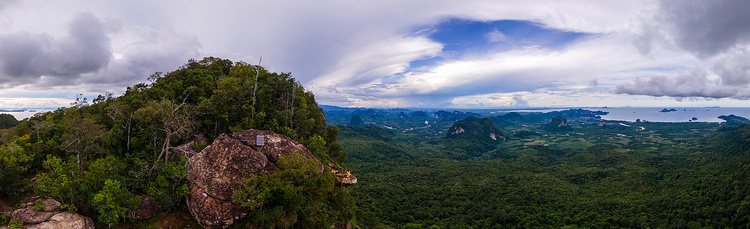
left=91, top=179, right=141, bottom=227
left=134, top=99, right=195, bottom=176
left=234, top=152, right=348, bottom=228
left=61, top=110, right=106, bottom=176
left=0, top=137, right=32, bottom=199
left=35, top=155, right=82, bottom=205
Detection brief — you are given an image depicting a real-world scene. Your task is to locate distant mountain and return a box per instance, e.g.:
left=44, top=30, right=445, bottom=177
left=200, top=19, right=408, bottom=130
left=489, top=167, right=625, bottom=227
left=544, top=116, right=573, bottom=132
left=447, top=117, right=505, bottom=141
left=445, top=117, right=505, bottom=158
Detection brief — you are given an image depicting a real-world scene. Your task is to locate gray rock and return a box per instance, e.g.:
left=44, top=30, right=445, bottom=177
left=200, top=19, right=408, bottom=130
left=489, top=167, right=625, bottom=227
left=187, top=133, right=275, bottom=229
left=11, top=206, right=56, bottom=225
left=41, top=199, right=61, bottom=212
left=24, top=212, right=94, bottom=229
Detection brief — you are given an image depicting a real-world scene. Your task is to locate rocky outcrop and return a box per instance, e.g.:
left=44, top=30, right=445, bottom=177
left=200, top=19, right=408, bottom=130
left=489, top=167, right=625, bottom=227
left=187, top=129, right=353, bottom=229
left=333, top=169, right=358, bottom=186
left=24, top=212, right=94, bottom=229
left=11, top=206, right=56, bottom=225
left=8, top=198, right=93, bottom=229
left=187, top=133, right=277, bottom=229
left=126, top=195, right=160, bottom=220
left=232, top=129, right=318, bottom=164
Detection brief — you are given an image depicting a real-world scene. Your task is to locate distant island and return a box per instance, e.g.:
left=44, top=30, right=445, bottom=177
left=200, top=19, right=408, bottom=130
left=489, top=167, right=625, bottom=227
left=659, top=108, right=677, bottom=112
left=0, top=109, right=25, bottom=112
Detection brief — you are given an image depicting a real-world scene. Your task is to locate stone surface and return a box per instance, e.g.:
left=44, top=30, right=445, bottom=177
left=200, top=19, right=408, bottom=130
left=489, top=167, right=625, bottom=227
left=41, top=199, right=61, bottom=212
left=24, top=212, right=95, bottom=229
left=11, top=206, right=56, bottom=224
left=187, top=133, right=275, bottom=229
left=232, top=129, right=317, bottom=164
left=126, top=195, right=160, bottom=220
left=187, top=129, right=352, bottom=229
left=333, top=169, right=358, bottom=186
left=175, top=134, right=208, bottom=159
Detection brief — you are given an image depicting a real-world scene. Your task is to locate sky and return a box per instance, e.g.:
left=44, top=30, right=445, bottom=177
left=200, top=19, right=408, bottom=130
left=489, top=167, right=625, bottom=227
left=1, top=0, right=749, bottom=109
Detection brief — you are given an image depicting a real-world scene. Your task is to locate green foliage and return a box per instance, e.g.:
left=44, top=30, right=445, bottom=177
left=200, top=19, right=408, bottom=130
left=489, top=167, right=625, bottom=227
left=61, top=204, right=77, bottom=211
left=9, top=217, right=22, bottom=229
left=235, top=152, right=354, bottom=228
left=91, top=179, right=142, bottom=226
left=0, top=215, right=8, bottom=227
left=145, top=162, right=188, bottom=209
left=35, top=155, right=81, bottom=205
left=33, top=198, right=44, bottom=211
left=338, top=111, right=750, bottom=228
left=0, top=57, right=353, bottom=227
left=0, top=137, right=32, bottom=199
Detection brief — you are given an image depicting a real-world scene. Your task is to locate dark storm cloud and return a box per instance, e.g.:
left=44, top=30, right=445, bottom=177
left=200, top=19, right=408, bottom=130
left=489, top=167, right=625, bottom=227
left=662, top=0, right=750, bottom=58
left=0, top=12, right=111, bottom=87
left=615, top=69, right=743, bottom=99
left=621, top=0, right=750, bottom=99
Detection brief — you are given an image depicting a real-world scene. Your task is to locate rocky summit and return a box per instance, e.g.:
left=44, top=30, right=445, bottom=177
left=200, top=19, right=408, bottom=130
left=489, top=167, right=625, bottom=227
left=187, top=129, right=347, bottom=229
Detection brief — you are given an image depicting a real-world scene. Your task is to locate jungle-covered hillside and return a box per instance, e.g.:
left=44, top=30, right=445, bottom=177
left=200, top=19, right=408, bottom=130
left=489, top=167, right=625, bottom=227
left=0, top=57, right=356, bottom=228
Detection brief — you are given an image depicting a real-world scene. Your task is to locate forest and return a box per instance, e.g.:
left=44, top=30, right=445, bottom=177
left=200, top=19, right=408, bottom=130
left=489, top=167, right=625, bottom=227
left=329, top=107, right=750, bottom=228
left=0, top=57, right=354, bottom=228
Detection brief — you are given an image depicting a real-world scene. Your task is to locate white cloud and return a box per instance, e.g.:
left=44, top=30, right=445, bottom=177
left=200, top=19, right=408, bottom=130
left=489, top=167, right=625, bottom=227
left=3, top=0, right=749, bottom=108
left=484, top=28, right=506, bottom=43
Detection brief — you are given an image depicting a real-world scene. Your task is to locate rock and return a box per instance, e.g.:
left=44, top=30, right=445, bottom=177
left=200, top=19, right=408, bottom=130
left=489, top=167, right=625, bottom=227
left=176, top=134, right=209, bottom=159
left=187, top=133, right=276, bottom=229
left=187, top=129, right=344, bottom=228
left=41, top=199, right=61, bottom=212
left=232, top=129, right=317, bottom=164
left=333, top=170, right=358, bottom=186
left=25, top=212, right=95, bottom=229
left=29, top=177, right=38, bottom=189
left=11, top=206, right=56, bottom=225
left=127, top=195, right=160, bottom=220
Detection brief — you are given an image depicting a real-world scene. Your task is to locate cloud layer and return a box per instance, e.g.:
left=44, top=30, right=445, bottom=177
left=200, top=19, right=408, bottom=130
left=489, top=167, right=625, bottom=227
left=1, top=0, right=749, bottom=108
left=618, top=0, right=750, bottom=100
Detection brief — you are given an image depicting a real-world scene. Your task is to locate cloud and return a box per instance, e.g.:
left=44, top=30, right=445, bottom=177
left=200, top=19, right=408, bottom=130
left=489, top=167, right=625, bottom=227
left=484, top=28, right=506, bottom=43
left=77, top=26, right=201, bottom=92
left=711, top=46, right=750, bottom=86
left=0, top=12, right=111, bottom=87
left=620, top=0, right=750, bottom=100
left=512, top=94, right=529, bottom=107
left=662, top=0, right=750, bottom=58
left=615, top=69, right=748, bottom=99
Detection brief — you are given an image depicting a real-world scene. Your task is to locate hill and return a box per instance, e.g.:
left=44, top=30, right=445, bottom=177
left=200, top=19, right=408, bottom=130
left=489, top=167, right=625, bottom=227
left=0, top=57, right=358, bottom=228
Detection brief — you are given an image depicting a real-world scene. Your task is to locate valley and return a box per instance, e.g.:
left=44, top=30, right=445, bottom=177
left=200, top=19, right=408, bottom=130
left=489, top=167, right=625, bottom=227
left=328, top=107, right=750, bottom=228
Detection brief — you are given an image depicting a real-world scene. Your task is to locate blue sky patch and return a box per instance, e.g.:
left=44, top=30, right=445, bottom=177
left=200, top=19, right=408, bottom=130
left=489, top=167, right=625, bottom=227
left=405, top=19, right=590, bottom=71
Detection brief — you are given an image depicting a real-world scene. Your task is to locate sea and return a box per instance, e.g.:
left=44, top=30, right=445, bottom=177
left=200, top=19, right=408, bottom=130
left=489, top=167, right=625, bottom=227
left=500, top=107, right=750, bottom=123
left=598, top=107, right=750, bottom=123
left=1, top=109, right=55, bottom=120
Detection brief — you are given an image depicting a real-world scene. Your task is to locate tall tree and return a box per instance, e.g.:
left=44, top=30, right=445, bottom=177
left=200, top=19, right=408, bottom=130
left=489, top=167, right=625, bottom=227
left=135, top=99, right=195, bottom=175
left=61, top=109, right=106, bottom=176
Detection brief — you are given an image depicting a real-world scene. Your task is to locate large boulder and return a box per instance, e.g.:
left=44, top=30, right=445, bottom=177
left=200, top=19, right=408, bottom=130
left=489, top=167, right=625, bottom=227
left=24, top=212, right=95, bottom=229
left=232, top=129, right=317, bottom=163
left=187, top=129, right=342, bottom=228
left=187, top=133, right=277, bottom=229
left=11, top=206, right=56, bottom=224
left=8, top=198, right=92, bottom=229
